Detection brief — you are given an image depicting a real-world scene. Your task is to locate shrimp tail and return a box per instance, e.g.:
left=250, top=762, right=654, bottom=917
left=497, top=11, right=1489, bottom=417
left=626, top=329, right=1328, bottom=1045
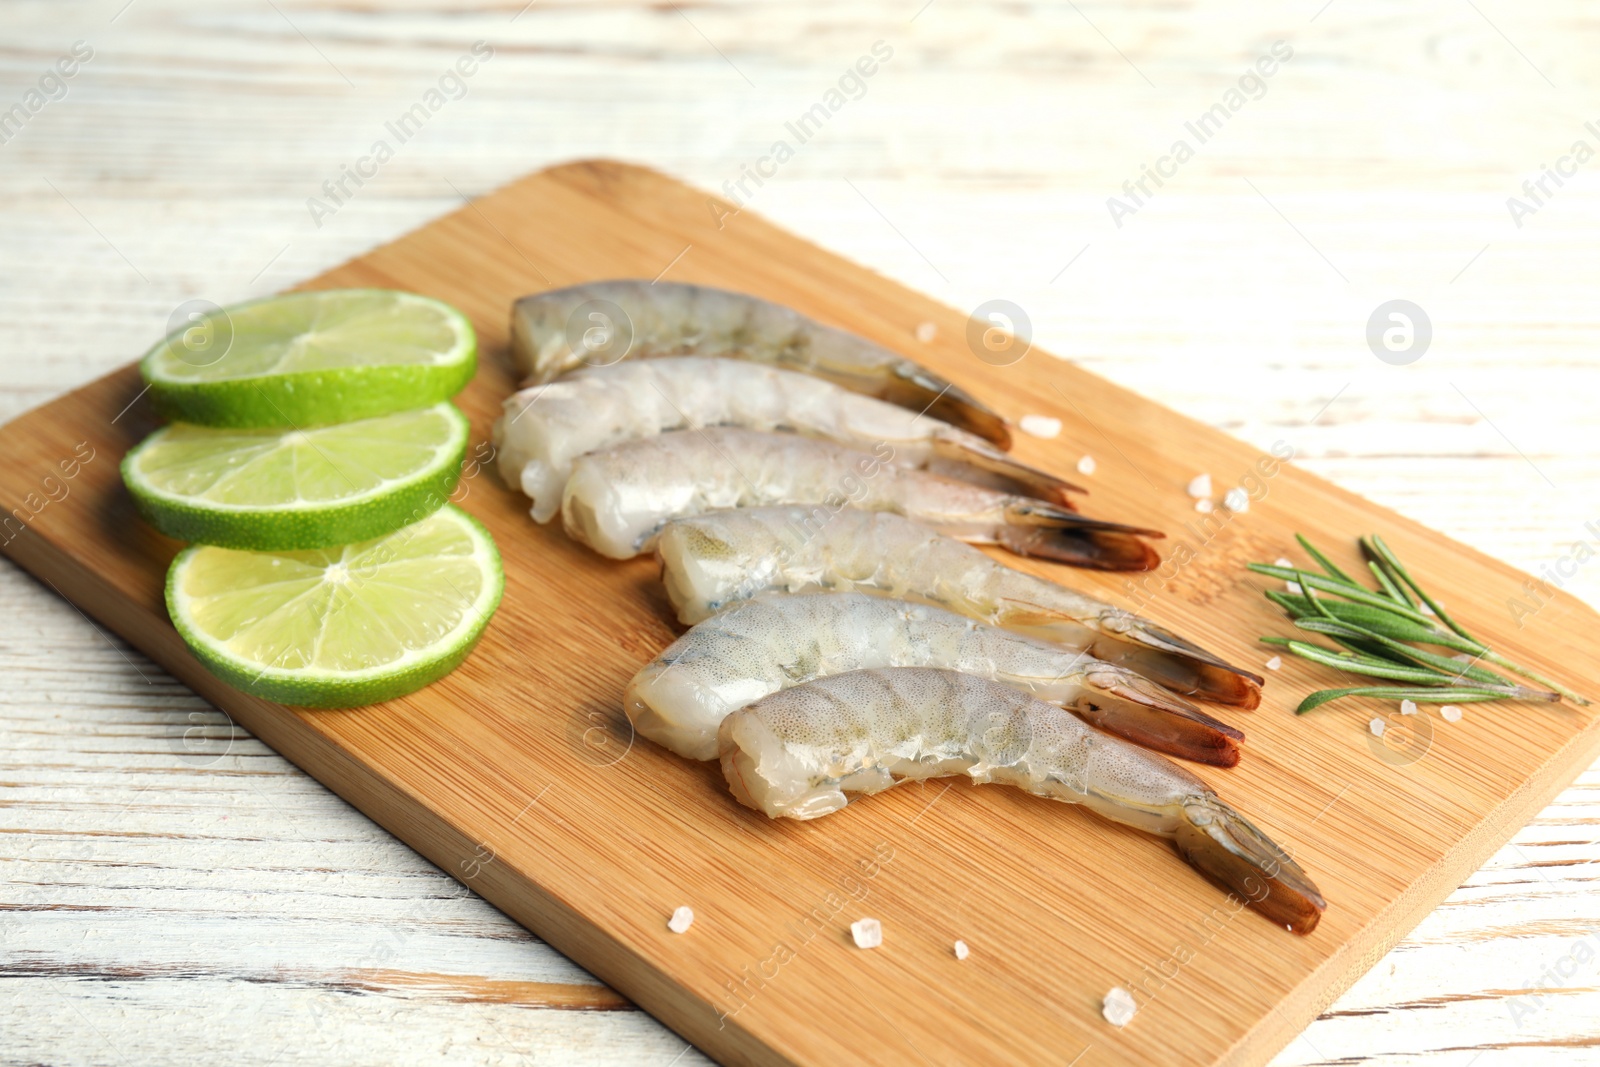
left=1000, top=600, right=1265, bottom=708
left=1172, top=795, right=1326, bottom=935
left=1107, top=639, right=1267, bottom=703
left=932, top=433, right=1084, bottom=505
left=1074, top=666, right=1244, bottom=768
left=996, top=504, right=1163, bottom=571
left=998, top=527, right=1161, bottom=571
left=886, top=367, right=1013, bottom=449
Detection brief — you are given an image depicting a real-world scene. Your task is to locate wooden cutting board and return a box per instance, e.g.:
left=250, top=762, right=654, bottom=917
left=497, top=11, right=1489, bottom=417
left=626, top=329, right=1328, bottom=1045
left=4, top=160, right=1597, bottom=1067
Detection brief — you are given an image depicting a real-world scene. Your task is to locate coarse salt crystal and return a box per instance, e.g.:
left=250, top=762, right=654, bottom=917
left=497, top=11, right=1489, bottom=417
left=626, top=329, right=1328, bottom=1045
left=1286, top=581, right=1302, bottom=595
left=1440, top=705, right=1463, bottom=723
left=915, top=321, right=938, bottom=343
left=1451, top=653, right=1471, bottom=663
left=1420, top=602, right=1436, bottom=616
left=1102, top=986, right=1137, bottom=1027
left=1019, top=414, right=1062, bottom=439
left=1194, top=498, right=1215, bottom=514
left=668, top=906, right=694, bottom=934
left=1222, top=487, right=1250, bottom=513
left=1369, top=717, right=1386, bottom=737
left=1275, top=558, right=1294, bottom=568
left=1186, top=473, right=1212, bottom=498
left=953, top=940, right=969, bottom=960
left=1265, top=655, right=1282, bottom=671
left=1400, top=699, right=1418, bottom=716
left=1077, top=454, right=1097, bottom=476
left=850, top=917, right=882, bottom=949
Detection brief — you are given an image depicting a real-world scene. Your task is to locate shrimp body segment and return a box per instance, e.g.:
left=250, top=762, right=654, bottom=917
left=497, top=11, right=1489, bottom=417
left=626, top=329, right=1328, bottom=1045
left=623, top=592, right=1242, bottom=766
left=562, top=429, right=1161, bottom=570
left=493, top=358, right=1075, bottom=523
left=719, top=667, right=1325, bottom=934
left=655, top=506, right=1261, bottom=707
left=511, top=280, right=1012, bottom=447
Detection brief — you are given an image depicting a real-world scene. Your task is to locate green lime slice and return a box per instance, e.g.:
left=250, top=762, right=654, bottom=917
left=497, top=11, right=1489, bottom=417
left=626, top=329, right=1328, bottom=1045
left=167, top=504, right=503, bottom=708
left=123, top=403, right=469, bottom=551
left=141, top=289, right=476, bottom=427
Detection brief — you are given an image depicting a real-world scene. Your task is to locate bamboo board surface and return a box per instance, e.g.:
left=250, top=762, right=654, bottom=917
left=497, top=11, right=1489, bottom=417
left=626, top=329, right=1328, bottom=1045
left=2, top=160, right=1598, bottom=1067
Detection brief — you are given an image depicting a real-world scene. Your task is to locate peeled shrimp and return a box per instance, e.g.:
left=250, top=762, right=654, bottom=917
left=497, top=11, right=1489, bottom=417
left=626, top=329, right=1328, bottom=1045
left=510, top=280, right=1012, bottom=448
left=623, top=592, right=1242, bottom=766
left=720, top=667, right=1324, bottom=934
left=655, top=506, right=1261, bottom=708
left=562, top=429, right=1161, bottom=570
left=493, top=358, right=1075, bottom=524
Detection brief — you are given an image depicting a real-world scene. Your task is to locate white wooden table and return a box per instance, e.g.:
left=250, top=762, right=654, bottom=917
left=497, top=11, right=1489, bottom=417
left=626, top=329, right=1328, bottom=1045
left=4, top=2, right=1599, bottom=1063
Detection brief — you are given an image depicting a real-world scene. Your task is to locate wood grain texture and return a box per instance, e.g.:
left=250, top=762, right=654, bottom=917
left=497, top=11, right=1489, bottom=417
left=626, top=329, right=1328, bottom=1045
left=3, top=158, right=1599, bottom=1067
left=5, top=2, right=1600, bottom=1064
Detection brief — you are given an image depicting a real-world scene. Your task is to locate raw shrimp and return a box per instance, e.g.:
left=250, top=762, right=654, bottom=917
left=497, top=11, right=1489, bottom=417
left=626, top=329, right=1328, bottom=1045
left=655, top=507, right=1262, bottom=707
left=510, top=280, right=1012, bottom=448
left=623, top=592, right=1242, bottom=766
left=562, top=429, right=1162, bottom=570
left=719, top=667, right=1324, bottom=934
left=493, top=358, right=1076, bottom=523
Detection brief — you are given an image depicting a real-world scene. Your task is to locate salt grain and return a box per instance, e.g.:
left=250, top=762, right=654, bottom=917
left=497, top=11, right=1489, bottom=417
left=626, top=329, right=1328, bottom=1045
left=953, top=940, right=969, bottom=961
left=1222, top=487, right=1250, bottom=513
left=1186, top=473, right=1212, bottom=499
left=1275, top=558, right=1294, bottom=568
left=1286, top=581, right=1302, bottom=595
left=850, top=917, right=882, bottom=949
left=1265, top=655, right=1282, bottom=671
left=1400, top=699, right=1418, bottom=716
left=1440, top=705, right=1463, bottom=723
left=1369, top=717, right=1386, bottom=737
left=1102, top=986, right=1137, bottom=1027
left=1077, top=454, right=1097, bottom=476
left=1420, top=602, right=1436, bottom=616
left=915, top=321, right=938, bottom=343
left=1194, top=498, right=1215, bottom=514
left=668, top=906, right=694, bottom=934
left=1019, top=414, right=1062, bottom=439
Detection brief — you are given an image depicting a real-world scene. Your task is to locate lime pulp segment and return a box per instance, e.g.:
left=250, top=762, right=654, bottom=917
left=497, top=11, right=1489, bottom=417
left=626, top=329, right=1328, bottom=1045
left=166, top=504, right=503, bottom=708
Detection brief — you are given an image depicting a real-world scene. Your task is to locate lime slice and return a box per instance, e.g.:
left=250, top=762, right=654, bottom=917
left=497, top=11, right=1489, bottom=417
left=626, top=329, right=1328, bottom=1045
left=167, top=505, right=503, bottom=708
left=123, top=403, right=469, bottom=551
left=141, top=289, right=476, bottom=428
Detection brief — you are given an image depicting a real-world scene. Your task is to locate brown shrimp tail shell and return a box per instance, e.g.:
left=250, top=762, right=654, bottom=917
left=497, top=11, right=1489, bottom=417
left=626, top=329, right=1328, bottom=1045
left=998, top=525, right=1162, bottom=572
left=1073, top=669, right=1244, bottom=768
left=1173, top=795, right=1327, bottom=935
left=1108, top=646, right=1265, bottom=709
left=1004, top=601, right=1264, bottom=707
left=881, top=371, right=1013, bottom=450
left=931, top=435, right=1083, bottom=505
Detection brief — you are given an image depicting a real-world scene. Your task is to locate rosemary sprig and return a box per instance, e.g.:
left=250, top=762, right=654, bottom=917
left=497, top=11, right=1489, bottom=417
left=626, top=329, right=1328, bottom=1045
left=1253, top=534, right=1590, bottom=712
